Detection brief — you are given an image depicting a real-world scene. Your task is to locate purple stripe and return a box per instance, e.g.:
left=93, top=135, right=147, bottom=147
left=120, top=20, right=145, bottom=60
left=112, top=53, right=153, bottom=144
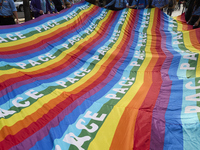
left=0, top=8, right=65, bottom=29
left=10, top=10, right=137, bottom=150
left=0, top=10, right=105, bottom=98
left=0, top=4, right=99, bottom=59
left=150, top=11, right=173, bottom=150
left=0, top=10, right=118, bottom=98
left=0, top=1, right=85, bottom=30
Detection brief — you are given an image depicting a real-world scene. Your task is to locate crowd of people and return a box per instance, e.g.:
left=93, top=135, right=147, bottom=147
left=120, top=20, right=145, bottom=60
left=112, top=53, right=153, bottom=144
left=98, top=0, right=177, bottom=15
left=0, top=0, right=19, bottom=25
left=90, top=0, right=185, bottom=17
left=0, top=0, right=73, bottom=25
left=185, top=0, right=200, bottom=28
left=30, top=0, right=73, bottom=18
left=0, top=0, right=199, bottom=29
left=96, top=0, right=200, bottom=28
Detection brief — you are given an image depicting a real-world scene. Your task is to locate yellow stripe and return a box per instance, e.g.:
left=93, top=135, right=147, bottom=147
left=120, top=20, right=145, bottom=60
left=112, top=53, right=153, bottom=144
left=0, top=8, right=109, bottom=76
left=182, top=30, right=200, bottom=77
left=0, top=10, right=121, bottom=130
left=173, top=15, right=184, bottom=31
left=0, top=4, right=92, bottom=47
left=176, top=20, right=184, bottom=31
left=88, top=9, right=154, bottom=150
left=173, top=16, right=200, bottom=76
left=196, top=54, right=200, bottom=77
left=0, top=88, right=64, bottom=130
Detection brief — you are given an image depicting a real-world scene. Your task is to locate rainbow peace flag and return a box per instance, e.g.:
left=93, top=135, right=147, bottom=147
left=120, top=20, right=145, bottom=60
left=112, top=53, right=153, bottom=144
left=0, top=1, right=200, bottom=149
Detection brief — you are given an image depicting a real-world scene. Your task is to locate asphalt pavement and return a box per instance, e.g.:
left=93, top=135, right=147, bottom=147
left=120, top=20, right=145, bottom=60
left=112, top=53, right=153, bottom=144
left=18, top=11, right=25, bottom=23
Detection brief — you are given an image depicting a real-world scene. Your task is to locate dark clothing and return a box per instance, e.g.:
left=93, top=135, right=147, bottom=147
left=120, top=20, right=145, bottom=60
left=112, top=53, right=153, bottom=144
left=129, top=0, right=149, bottom=9
left=0, top=15, right=15, bottom=25
left=188, top=5, right=200, bottom=29
left=104, top=0, right=114, bottom=9
left=185, top=0, right=195, bottom=22
left=168, top=0, right=173, bottom=7
left=152, top=0, right=168, bottom=8
left=52, top=0, right=63, bottom=12
left=49, top=0, right=58, bottom=12
left=105, top=0, right=128, bottom=10
left=148, top=0, right=152, bottom=8
left=167, top=8, right=173, bottom=16
left=86, top=0, right=97, bottom=5
left=0, top=0, right=17, bottom=25
left=167, top=0, right=174, bottom=16
left=30, top=0, right=51, bottom=18
left=188, top=15, right=200, bottom=29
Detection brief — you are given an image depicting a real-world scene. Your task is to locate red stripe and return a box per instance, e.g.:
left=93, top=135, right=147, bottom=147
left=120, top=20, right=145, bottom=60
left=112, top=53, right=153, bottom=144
left=133, top=9, right=165, bottom=149
left=174, top=13, right=193, bottom=30
left=0, top=11, right=117, bottom=92
left=0, top=6, right=98, bottom=55
left=0, top=11, right=135, bottom=149
left=195, top=28, right=200, bottom=43
left=193, top=28, right=200, bottom=46
left=187, top=28, right=200, bottom=50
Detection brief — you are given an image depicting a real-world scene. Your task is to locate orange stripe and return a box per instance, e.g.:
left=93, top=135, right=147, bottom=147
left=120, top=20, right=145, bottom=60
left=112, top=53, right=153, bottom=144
left=133, top=9, right=165, bottom=149
left=0, top=92, right=68, bottom=142
left=0, top=11, right=121, bottom=143
left=189, top=29, right=200, bottom=49
left=0, top=11, right=114, bottom=85
left=109, top=9, right=159, bottom=150
left=182, top=23, right=192, bottom=31
left=0, top=6, right=96, bottom=52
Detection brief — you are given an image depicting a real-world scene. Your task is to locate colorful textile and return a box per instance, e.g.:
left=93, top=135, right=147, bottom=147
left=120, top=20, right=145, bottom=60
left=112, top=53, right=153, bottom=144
left=0, top=1, right=200, bottom=150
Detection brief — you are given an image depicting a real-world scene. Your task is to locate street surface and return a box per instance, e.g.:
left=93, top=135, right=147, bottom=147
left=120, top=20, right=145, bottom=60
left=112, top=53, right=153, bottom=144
left=18, top=11, right=24, bottom=19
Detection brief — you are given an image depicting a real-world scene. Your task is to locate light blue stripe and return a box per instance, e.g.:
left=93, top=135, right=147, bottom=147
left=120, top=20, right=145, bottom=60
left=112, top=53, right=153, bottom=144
left=0, top=2, right=87, bottom=35
left=182, top=79, right=200, bottom=150
left=164, top=13, right=183, bottom=150
left=0, top=9, right=108, bottom=110
left=52, top=9, right=150, bottom=150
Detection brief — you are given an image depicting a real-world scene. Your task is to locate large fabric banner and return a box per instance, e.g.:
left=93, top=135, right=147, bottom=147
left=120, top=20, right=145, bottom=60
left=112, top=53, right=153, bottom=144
left=0, top=1, right=200, bottom=149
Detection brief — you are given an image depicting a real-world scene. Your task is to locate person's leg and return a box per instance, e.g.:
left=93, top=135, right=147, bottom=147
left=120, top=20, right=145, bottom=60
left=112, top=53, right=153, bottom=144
left=178, top=0, right=181, bottom=10
left=169, top=9, right=172, bottom=16
left=167, top=9, right=169, bottom=15
left=167, top=9, right=172, bottom=16
left=0, top=16, right=3, bottom=25
left=189, top=16, right=199, bottom=25
left=170, top=8, right=174, bottom=16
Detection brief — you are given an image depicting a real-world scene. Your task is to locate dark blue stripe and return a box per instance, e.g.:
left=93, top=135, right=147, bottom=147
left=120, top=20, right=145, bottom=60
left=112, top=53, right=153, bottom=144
left=0, top=9, right=105, bottom=105
left=28, top=10, right=142, bottom=150
left=164, top=13, right=183, bottom=150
